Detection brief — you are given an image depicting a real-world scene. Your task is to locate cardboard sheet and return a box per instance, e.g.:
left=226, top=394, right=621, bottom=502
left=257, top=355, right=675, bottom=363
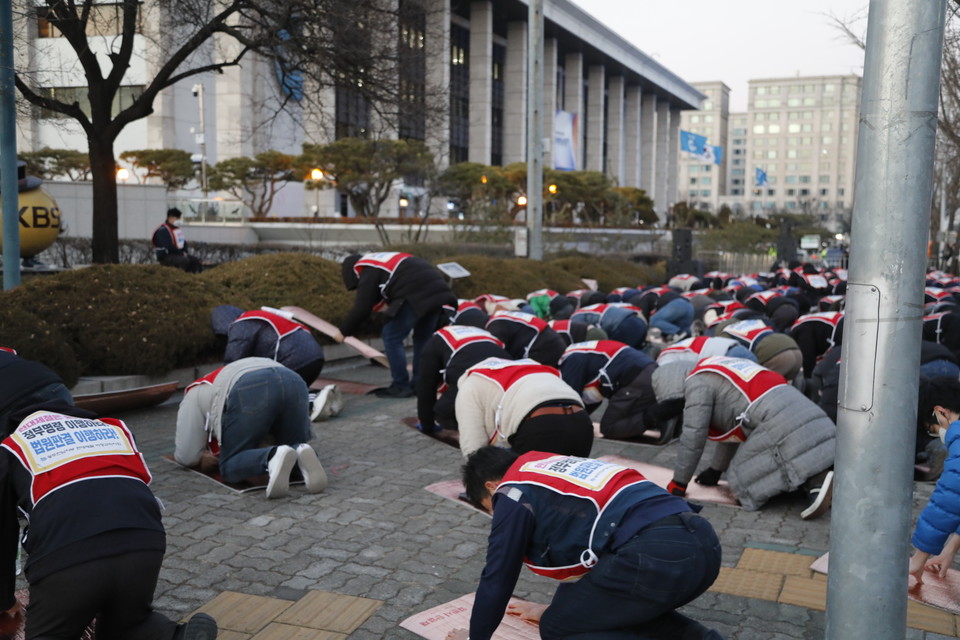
left=592, top=421, right=667, bottom=446
left=309, top=376, right=379, bottom=396
left=74, top=381, right=179, bottom=414
left=810, top=552, right=960, bottom=615
left=399, top=593, right=541, bottom=640
left=597, top=455, right=740, bottom=507
left=402, top=416, right=460, bottom=448
left=424, top=479, right=490, bottom=517
left=280, top=306, right=389, bottom=368
left=161, top=454, right=304, bottom=494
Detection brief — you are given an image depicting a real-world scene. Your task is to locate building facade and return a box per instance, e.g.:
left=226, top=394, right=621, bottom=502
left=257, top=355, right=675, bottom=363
left=679, top=76, right=861, bottom=232
left=14, top=0, right=702, bottom=223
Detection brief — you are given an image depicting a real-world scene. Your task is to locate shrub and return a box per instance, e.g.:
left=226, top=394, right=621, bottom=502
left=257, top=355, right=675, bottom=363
left=0, top=306, right=80, bottom=387
left=4, top=265, right=253, bottom=377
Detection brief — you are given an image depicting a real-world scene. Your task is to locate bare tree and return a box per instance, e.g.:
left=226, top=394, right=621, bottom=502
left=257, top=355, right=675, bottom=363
left=14, top=0, right=448, bottom=263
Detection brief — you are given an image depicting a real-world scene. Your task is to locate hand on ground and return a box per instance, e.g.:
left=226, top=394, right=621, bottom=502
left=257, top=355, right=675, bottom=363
left=506, top=601, right=547, bottom=625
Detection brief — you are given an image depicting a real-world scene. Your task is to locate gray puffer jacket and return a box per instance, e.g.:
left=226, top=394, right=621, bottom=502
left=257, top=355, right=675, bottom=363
left=657, top=362, right=836, bottom=510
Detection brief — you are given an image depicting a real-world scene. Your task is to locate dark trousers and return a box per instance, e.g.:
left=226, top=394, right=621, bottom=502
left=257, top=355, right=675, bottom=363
left=539, top=513, right=724, bottom=640
left=509, top=410, right=594, bottom=457
left=27, top=550, right=177, bottom=640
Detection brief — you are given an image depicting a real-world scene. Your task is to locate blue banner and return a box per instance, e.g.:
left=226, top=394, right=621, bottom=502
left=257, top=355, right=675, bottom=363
left=680, top=130, right=707, bottom=156
left=755, top=168, right=769, bottom=186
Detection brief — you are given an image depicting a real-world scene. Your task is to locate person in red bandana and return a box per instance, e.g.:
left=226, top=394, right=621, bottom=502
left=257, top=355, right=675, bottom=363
left=445, top=447, right=724, bottom=640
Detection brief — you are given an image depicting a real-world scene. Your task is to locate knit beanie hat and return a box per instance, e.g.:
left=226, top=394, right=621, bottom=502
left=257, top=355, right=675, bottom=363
left=754, top=333, right=800, bottom=365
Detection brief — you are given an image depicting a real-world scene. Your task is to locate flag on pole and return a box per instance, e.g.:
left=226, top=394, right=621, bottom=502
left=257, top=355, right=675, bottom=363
left=680, top=130, right=707, bottom=156
left=755, top=168, right=769, bottom=187
left=700, top=145, right=723, bottom=165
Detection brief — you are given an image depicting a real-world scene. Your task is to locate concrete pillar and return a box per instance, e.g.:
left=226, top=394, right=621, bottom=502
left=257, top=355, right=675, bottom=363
left=624, top=85, right=642, bottom=188
left=585, top=65, right=605, bottom=172
left=425, top=0, right=451, bottom=170
left=654, top=100, right=670, bottom=220
left=214, top=33, right=255, bottom=158
left=564, top=52, right=584, bottom=170
left=503, top=21, right=528, bottom=164
left=668, top=106, right=681, bottom=212
left=640, top=93, right=657, bottom=196
left=468, top=0, right=493, bottom=164
left=543, top=37, right=558, bottom=170
left=606, top=75, right=625, bottom=183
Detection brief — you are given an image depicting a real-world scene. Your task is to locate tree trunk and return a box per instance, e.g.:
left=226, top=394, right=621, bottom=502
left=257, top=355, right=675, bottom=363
left=88, top=136, right=120, bottom=264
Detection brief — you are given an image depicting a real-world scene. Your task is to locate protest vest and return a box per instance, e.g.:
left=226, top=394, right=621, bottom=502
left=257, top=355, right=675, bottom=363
left=354, top=252, right=412, bottom=312
left=746, top=290, right=783, bottom=308
left=559, top=340, right=631, bottom=402
left=487, top=311, right=548, bottom=358
left=434, top=326, right=504, bottom=393
left=526, top=288, right=559, bottom=301
left=657, top=336, right=738, bottom=364
left=463, top=358, right=560, bottom=440
left=924, top=312, right=953, bottom=343
left=721, top=319, right=774, bottom=351
left=688, top=356, right=787, bottom=442
left=232, top=311, right=309, bottom=360
left=792, top=311, right=844, bottom=345
left=500, top=452, right=655, bottom=581
left=2, top=410, right=151, bottom=505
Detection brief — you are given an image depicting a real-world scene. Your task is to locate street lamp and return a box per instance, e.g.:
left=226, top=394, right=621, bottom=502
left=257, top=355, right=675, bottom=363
left=516, top=195, right=528, bottom=207
left=192, top=83, right=208, bottom=202
left=309, top=168, right=324, bottom=217
left=116, top=168, right=129, bottom=183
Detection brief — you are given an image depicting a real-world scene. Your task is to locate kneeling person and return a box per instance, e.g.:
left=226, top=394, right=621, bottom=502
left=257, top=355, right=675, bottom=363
left=176, top=357, right=327, bottom=498
left=455, top=357, right=593, bottom=458
left=447, top=447, right=724, bottom=640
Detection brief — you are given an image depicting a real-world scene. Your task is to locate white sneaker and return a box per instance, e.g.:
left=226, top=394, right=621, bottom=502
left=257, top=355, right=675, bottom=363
left=801, top=470, right=834, bottom=520
left=296, top=443, right=328, bottom=493
left=265, top=445, right=297, bottom=499
left=311, top=385, right=341, bottom=422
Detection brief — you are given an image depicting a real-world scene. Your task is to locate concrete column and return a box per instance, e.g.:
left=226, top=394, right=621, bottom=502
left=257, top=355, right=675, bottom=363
left=623, top=85, right=642, bottom=188
left=668, top=106, right=681, bottom=212
left=640, top=93, right=657, bottom=196
left=468, top=0, right=493, bottom=164
left=425, top=0, right=451, bottom=170
left=606, top=75, right=625, bottom=183
left=564, top=52, right=584, bottom=170
left=543, top=37, right=558, bottom=170
left=654, top=100, right=670, bottom=220
left=214, top=32, right=255, bottom=158
left=585, top=65, right=605, bottom=172
left=503, top=21, right=528, bottom=164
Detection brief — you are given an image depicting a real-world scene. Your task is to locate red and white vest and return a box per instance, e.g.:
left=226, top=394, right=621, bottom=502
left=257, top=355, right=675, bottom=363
left=721, top=319, right=774, bottom=350
left=232, top=311, right=309, bottom=359
left=0, top=346, right=17, bottom=354
left=487, top=311, right=548, bottom=358
left=463, top=357, right=561, bottom=440
left=433, top=326, right=504, bottom=394
left=746, top=290, right=782, bottom=307
left=526, top=288, right=559, bottom=301
left=792, top=311, right=844, bottom=345
left=688, top=356, right=787, bottom=442
left=656, top=336, right=738, bottom=364
left=924, top=312, right=953, bottom=343
left=2, top=410, right=151, bottom=506
left=559, top=340, right=631, bottom=404
left=354, top=252, right=411, bottom=311
left=802, top=274, right=830, bottom=290
left=500, top=452, right=652, bottom=580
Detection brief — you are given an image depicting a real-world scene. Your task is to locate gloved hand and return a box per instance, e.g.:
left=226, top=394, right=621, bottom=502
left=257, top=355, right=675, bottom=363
left=666, top=479, right=688, bottom=497
left=695, top=467, right=723, bottom=486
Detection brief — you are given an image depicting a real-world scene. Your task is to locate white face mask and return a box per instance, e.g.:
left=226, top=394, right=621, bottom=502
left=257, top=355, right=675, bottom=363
left=941, top=426, right=949, bottom=445
left=171, top=219, right=183, bottom=228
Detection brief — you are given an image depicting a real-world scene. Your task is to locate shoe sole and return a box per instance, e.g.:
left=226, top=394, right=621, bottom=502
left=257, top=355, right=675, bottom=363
left=182, top=613, right=218, bottom=640
left=266, top=447, right=297, bottom=499
left=297, top=445, right=328, bottom=493
left=801, top=470, right=834, bottom=520
left=311, top=387, right=332, bottom=421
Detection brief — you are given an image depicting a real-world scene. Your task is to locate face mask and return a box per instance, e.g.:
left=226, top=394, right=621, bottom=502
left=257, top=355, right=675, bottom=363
left=171, top=219, right=183, bottom=228
left=941, top=428, right=948, bottom=444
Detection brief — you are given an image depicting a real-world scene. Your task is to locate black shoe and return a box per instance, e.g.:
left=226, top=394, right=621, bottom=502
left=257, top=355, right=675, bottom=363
left=176, top=613, right=218, bottom=640
left=373, top=385, right=415, bottom=398
left=801, top=470, right=834, bottom=520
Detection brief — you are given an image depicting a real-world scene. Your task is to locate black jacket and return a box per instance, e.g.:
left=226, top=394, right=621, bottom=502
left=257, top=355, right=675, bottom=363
left=0, top=352, right=66, bottom=432
left=340, top=256, right=456, bottom=337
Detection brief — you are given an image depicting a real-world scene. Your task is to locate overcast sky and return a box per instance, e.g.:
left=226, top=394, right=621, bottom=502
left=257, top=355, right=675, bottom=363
left=568, top=0, right=870, bottom=112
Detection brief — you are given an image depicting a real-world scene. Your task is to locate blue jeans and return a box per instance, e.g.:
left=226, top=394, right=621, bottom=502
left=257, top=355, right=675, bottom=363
left=219, top=367, right=312, bottom=483
left=919, top=359, right=960, bottom=379
left=609, top=315, right=648, bottom=350
left=539, top=513, right=723, bottom=639
left=381, top=302, right=441, bottom=389
left=650, top=298, right=695, bottom=336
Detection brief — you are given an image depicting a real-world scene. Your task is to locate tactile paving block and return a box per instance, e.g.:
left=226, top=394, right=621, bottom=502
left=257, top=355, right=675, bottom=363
left=778, top=576, right=827, bottom=611
left=274, top=590, right=382, bottom=634
left=906, top=599, right=956, bottom=636
left=707, top=567, right=783, bottom=602
left=191, top=591, right=293, bottom=634
left=250, top=623, right=347, bottom=640
left=736, top=548, right=818, bottom=577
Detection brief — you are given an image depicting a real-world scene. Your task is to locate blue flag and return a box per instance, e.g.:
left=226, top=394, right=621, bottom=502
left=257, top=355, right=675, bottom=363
left=701, top=145, right=722, bottom=165
left=755, top=168, right=769, bottom=186
left=680, top=130, right=707, bottom=156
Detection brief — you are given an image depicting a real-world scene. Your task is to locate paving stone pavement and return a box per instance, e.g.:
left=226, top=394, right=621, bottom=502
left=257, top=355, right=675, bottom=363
left=30, top=359, right=949, bottom=639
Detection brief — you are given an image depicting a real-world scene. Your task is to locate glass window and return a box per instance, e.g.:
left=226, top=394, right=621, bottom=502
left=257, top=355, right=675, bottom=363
left=824, top=83, right=835, bottom=93
left=801, top=137, right=812, bottom=145
left=701, top=177, right=712, bottom=185
left=732, top=168, right=745, bottom=176
left=786, top=188, right=796, bottom=196
left=732, top=188, right=743, bottom=195
left=768, top=124, right=781, bottom=134
left=823, top=97, right=835, bottom=106
left=767, top=188, right=776, bottom=196
left=768, top=99, right=781, bottom=108
left=756, top=86, right=768, bottom=95
left=767, top=150, right=778, bottom=159
left=819, top=188, right=829, bottom=196
left=753, top=125, right=765, bottom=134
left=703, top=100, right=714, bottom=110
left=821, top=162, right=831, bottom=170
left=753, top=150, right=765, bottom=159
left=700, top=189, right=711, bottom=197
left=822, top=136, right=833, bottom=145
left=704, top=115, right=714, bottom=123
left=689, top=165, right=699, bottom=173
left=786, top=176, right=798, bottom=184
left=689, top=177, right=697, bottom=185
left=788, top=98, right=802, bottom=107
left=770, top=86, right=782, bottom=95
left=789, top=112, right=801, bottom=120
left=802, top=124, right=813, bottom=132
left=787, top=150, right=798, bottom=159
left=788, top=123, right=801, bottom=133
left=822, top=123, right=833, bottom=132
left=689, top=190, right=698, bottom=197
left=733, top=128, right=747, bottom=135
left=690, top=115, right=701, bottom=123
left=733, top=158, right=743, bottom=165
left=769, top=112, right=780, bottom=121
left=799, top=176, right=811, bottom=183
left=838, top=188, right=846, bottom=195
left=803, top=97, right=817, bottom=106
left=819, top=175, right=831, bottom=183
left=786, top=201, right=797, bottom=210
left=800, top=188, right=810, bottom=196
left=755, top=99, right=768, bottom=108
left=732, top=178, right=743, bottom=185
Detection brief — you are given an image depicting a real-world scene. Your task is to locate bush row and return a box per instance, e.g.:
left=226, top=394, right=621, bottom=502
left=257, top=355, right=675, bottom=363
left=0, top=252, right=663, bottom=385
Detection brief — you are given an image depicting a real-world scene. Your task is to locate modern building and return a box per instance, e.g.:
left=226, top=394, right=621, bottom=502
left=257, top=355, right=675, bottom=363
left=14, top=0, right=703, bottom=223
left=678, top=75, right=861, bottom=232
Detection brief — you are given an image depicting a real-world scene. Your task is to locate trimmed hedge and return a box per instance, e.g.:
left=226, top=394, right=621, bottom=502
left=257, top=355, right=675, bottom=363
left=0, top=252, right=664, bottom=382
